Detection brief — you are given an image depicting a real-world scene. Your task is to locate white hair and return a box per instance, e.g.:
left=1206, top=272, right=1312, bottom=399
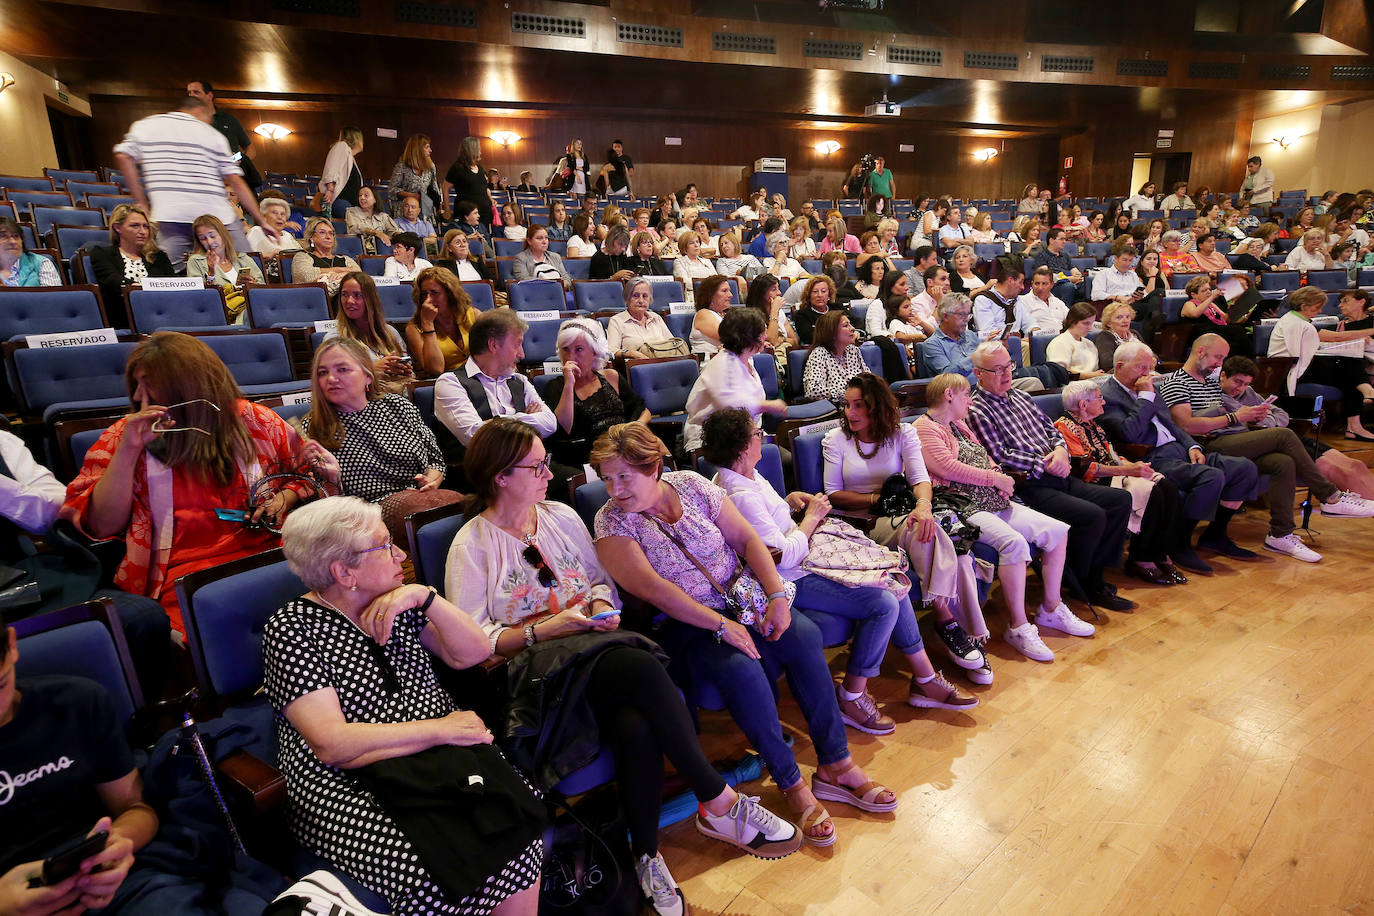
left=937, top=291, right=971, bottom=319
left=1062, top=379, right=1104, bottom=416
left=1113, top=339, right=1155, bottom=367
left=556, top=317, right=610, bottom=368
left=280, top=496, right=382, bottom=591
left=971, top=340, right=1007, bottom=368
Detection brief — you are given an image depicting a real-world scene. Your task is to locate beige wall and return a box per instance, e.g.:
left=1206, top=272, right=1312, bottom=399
left=0, top=51, right=90, bottom=177
left=1248, top=108, right=1325, bottom=195
left=1248, top=99, right=1374, bottom=197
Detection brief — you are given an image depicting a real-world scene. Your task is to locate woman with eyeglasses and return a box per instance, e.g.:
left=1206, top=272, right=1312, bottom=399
left=446, top=419, right=801, bottom=915
left=62, top=332, right=316, bottom=634
left=264, top=496, right=544, bottom=916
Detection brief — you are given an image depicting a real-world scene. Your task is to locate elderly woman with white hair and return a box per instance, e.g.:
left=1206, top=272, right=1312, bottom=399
left=1284, top=228, right=1335, bottom=271
left=540, top=317, right=650, bottom=468
left=607, top=276, right=680, bottom=361
left=1052, top=367, right=1189, bottom=586
left=1229, top=237, right=1273, bottom=274
left=263, top=496, right=546, bottom=915
left=1158, top=229, right=1201, bottom=279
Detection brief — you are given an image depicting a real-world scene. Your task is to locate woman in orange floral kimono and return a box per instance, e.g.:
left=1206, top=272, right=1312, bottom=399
left=63, top=332, right=321, bottom=633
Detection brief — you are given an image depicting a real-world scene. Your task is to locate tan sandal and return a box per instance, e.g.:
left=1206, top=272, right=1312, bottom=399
left=812, top=771, right=898, bottom=813
left=782, top=784, right=837, bottom=847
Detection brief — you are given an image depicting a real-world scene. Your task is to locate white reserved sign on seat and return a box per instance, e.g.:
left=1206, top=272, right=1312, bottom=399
left=521, top=310, right=561, bottom=321
left=542, top=361, right=564, bottom=375
left=140, top=277, right=204, bottom=291
left=668, top=303, right=695, bottom=315
left=373, top=276, right=401, bottom=286
left=283, top=392, right=312, bottom=406
left=314, top=320, right=338, bottom=333
left=26, top=328, right=117, bottom=349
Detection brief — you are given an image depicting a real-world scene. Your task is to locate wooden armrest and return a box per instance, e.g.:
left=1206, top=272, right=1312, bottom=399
left=828, top=508, right=877, bottom=533
left=1118, top=443, right=1150, bottom=461
left=218, top=748, right=286, bottom=815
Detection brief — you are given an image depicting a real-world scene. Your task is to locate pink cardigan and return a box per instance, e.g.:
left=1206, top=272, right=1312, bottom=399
left=914, top=414, right=1004, bottom=489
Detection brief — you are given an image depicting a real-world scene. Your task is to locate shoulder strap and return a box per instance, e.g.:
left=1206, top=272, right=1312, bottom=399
left=647, top=513, right=742, bottom=600
left=455, top=372, right=526, bottom=422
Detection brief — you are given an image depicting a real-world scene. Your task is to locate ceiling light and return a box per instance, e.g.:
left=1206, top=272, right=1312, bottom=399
left=490, top=130, right=522, bottom=147
left=253, top=123, right=291, bottom=141
left=815, top=140, right=841, bottom=155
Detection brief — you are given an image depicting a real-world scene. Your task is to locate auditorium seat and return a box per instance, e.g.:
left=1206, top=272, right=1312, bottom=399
left=460, top=279, right=496, bottom=312
left=246, top=284, right=331, bottom=328
left=34, top=205, right=104, bottom=236
left=508, top=278, right=565, bottom=312
left=196, top=331, right=308, bottom=398
left=573, top=279, right=624, bottom=312
left=0, top=285, right=108, bottom=339
left=126, top=286, right=234, bottom=334
left=13, top=340, right=138, bottom=422
left=13, top=599, right=143, bottom=729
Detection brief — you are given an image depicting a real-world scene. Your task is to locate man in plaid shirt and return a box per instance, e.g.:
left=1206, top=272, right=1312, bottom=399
left=966, top=341, right=1135, bottom=612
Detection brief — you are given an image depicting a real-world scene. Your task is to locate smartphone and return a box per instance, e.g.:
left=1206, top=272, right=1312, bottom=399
left=40, top=830, right=108, bottom=886
left=588, top=609, right=621, bottom=620
left=397, top=356, right=412, bottom=364
left=1262, top=394, right=1279, bottom=406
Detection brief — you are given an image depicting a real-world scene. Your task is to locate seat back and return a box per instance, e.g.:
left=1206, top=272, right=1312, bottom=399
left=6, top=190, right=74, bottom=215
left=573, top=280, right=624, bottom=312
left=1029, top=332, right=1055, bottom=365
left=1259, top=272, right=1302, bottom=293
left=793, top=430, right=828, bottom=494
left=63, top=181, right=119, bottom=200
left=54, top=226, right=109, bottom=263
left=0, top=175, right=56, bottom=193
left=518, top=317, right=563, bottom=368
left=360, top=255, right=387, bottom=277
left=651, top=280, right=686, bottom=309
left=45, top=169, right=100, bottom=185
left=403, top=502, right=467, bottom=588
left=508, top=279, right=565, bottom=312
left=1168, top=271, right=1207, bottom=290
left=127, top=286, right=229, bottom=333
left=494, top=238, right=525, bottom=257
left=0, top=286, right=107, bottom=339
left=628, top=356, right=699, bottom=416
left=786, top=346, right=812, bottom=399
left=197, top=331, right=295, bottom=386
left=572, top=476, right=611, bottom=531
left=13, top=599, right=142, bottom=726
left=859, top=340, right=884, bottom=376
left=176, top=549, right=306, bottom=703
left=84, top=194, right=136, bottom=218
left=34, top=206, right=102, bottom=236
left=1031, top=391, right=1064, bottom=420
left=13, top=341, right=138, bottom=416
left=375, top=281, right=416, bottom=321
left=752, top=352, right=780, bottom=399
left=334, top=235, right=363, bottom=259
left=567, top=258, right=593, bottom=280
left=461, top=280, right=496, bottom=312
left=1307, top=269, right=1348, bottom=291
left=246, top=283, right=330, bottom=328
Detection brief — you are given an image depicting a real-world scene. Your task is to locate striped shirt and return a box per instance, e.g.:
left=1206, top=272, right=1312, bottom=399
left=113, top=112, right=241, bottom=224
left=1159, top=368, right=1224, bottom=413
left=967, top=387, right=1066, bottom=479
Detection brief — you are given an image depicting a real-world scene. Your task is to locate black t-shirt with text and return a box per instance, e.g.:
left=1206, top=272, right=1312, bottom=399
left=0, top=676, right=134, bottom=872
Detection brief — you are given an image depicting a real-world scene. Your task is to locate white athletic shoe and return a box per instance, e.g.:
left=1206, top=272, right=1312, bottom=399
left=636, top=852, right=685, bottom=916
left=1264, top=533, right=1322, bottom=563
left=1003, top=622, right=1054, bottom=662
left=1035, top=601, right=1096, bottom=638
left=1319, top=491, right=1374, bottom=517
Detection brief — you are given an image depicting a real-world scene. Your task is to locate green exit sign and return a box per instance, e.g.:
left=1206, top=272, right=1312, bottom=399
left=57, top=91, right=69, bottom=103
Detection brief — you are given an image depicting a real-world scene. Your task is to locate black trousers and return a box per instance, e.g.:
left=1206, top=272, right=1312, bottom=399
left=1015, top=474, right=1132, bottom=589
left=1300, top=356, right=1370, bottom=419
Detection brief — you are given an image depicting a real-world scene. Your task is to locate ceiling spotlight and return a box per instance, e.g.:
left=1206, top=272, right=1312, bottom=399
left=974, top=147, right=999, bottom=162
left=815, top=140, right=841, bottom=155
left=490, top=130, right=522, bottom=147
left=253, top=123, right=291, bottom=140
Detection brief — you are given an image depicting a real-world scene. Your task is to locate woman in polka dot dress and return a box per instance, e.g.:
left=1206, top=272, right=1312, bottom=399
left=264, top=496, right=543, bottom=915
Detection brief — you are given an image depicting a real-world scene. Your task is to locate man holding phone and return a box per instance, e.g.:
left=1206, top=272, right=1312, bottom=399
left=0, top=626, right=157, bottom=914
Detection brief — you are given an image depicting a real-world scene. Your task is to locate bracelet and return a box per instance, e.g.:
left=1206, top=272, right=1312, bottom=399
left=713, top=616, right=727, bottom=643
left=915, top=497, right=932, bottom=506
left=766, top=590, right=789, bottom=603
left=421, top=329, right=437, bottom=335
left=416, top=587, right=438, bottom=615
left=1225, top=412, right=1236, bottom=425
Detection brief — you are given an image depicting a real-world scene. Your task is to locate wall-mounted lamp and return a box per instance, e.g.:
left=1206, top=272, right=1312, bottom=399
left=0, top=73, right=15, bottom=95
left=253, top=123, right=292, bottom=141
left=1272, top=135, right=1294, bottom=150
left=974, top=147, right=999, bottom=162
left=815, top=140, right=841, bottom=155
left=490, top=130, right=522, bottom=147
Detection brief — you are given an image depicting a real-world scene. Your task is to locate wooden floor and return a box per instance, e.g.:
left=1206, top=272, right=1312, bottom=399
left=658, top=438, right=1374, bottom=916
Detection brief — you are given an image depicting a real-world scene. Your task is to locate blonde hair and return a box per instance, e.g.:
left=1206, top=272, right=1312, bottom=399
left=677, top=228, right=699, bottom=252
left=190, top=213, right=239, bottom=261
left=925, top=372, right=970, bottom=407
left=589, top=421, right=669, bottom=475
left=305, top=338, right=378, bottom=450
left=109, top=203, right=159, bottom=258
left=1101, top=300, right=1136, bottom=328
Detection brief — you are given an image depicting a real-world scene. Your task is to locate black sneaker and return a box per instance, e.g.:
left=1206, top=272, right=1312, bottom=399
left=1198, top=535, right=1259, bottom=560
left=936, top=620, right=985, bottom=670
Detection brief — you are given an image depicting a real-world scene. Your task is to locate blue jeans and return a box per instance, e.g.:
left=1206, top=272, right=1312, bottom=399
left=329, top=197, right=352, bottom=218
left=1052, top=278, right=1080, bottom=305
left=792, top=575, right=918, bottom=677
left=659, top=611, right=849, bottom=790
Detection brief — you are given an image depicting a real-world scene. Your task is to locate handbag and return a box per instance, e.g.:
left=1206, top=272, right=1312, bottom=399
left=641, top=337, right=691, bottom=358
left=929, top=490, right=982, bottom=556
left=873, top=473, right=917, bottom=523
left=649, top=516, right=795, bottom=626
left=800, top=517, right=912, bottom=599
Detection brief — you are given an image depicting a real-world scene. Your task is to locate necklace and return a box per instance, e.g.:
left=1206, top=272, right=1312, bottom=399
left=854, top=434, right=881, bottom=460
left=312, top=590, right=369, bottom=637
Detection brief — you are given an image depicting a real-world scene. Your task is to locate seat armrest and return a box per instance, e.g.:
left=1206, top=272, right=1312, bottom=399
left=218, top=748, right=287, bottom=815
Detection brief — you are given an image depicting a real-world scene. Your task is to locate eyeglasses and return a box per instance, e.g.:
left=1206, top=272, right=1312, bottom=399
left=358, top=538, right=401, bottom=557
left=523, top=544, right=557, bottom=588
left=512, top=456, right=552, bottom=476
left=151, top=398, right=221, bottom=436
left=975, top=364, right=1015, bottom=376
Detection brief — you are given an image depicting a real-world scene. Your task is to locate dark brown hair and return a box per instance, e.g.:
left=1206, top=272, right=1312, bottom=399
left=842, top=372, right=899, bottom=445
left=463, top=417, right=540, bottom=514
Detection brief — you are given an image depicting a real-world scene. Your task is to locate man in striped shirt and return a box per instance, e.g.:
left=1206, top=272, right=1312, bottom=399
left=966, top=341, right=1135, bottom=611
left=114, top=96, right=278, bottom=273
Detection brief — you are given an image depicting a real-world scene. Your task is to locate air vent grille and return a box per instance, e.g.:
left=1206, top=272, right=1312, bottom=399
left=273, top=0, right=359, bottom=16
left=1332, top=65, right=1374, bottom=81
left=511, top=11, right=585, bottom=37
left=1043, top=55, right=1094, bottom=73
left=1188, top=61, right=1241, bottom=80
left=713, top=32, right=775, bottom=54
left=1258, top=63, right=1309, bottom=81
left=888, top=45, right=941, bottom=66
left=964, top=51, right=1019, bottom=71
left=1117, top=58, right=1168, bottom=77
left=395, top=2, right=475, bottom=28
left=617, top=23, right=683, bottom=47
left=803, top=39, right=863, bottom=60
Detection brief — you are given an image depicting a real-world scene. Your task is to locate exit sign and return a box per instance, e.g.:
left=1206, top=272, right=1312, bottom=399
left=1063, top=156, right=1073, bottom=169
left=1156, top=138, right=1173, bottom=148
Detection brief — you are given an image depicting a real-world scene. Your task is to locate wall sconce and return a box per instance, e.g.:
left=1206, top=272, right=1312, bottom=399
left=490, top=130, right=522, bottom=147
left=253, top=123, right=292, bottom=141
left=974, top=147, right=999, bottom=162
left=0, top=73, right=15, bottom=95
left=815, top=140, right=842, bottom=155
left=1272, top=135, right=1294, bottom=149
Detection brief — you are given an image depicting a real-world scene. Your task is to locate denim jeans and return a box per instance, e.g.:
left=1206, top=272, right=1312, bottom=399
left=658, top=611, right=849, bottom=790
left=792, top=574, right=918, bottom=677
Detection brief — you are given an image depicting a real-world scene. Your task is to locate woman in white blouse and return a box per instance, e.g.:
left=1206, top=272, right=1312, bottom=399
left=682, top=308, right=788, bottom=452
left=608, top=277, right=677, bottom=360
left=702, top=408, right=976, bottom=726
left=382, top=231, right=433, bottom=281
left=246, top=198, right=300, bottom=267
left=1123, top=182, right=1157, bottom=216
left=500, top=201, right=527, bottom=241
left=1269, top=285, right=1374, bottom=440
left=764, top=237, right=804, bottom=282
left=673, top=230, right=715, bottom=288
left=690, top=275, right=733, bottom=356
left=786, top=217, right=817, bottom=260
left=1284, top=228, right=1334, bottom=271
left=319, top=127, right=364, bottom=218
left=446, top=418, right=802, bottom=906
left=1045, top=302, right=1105, bottom=378
left=566, top=214, right=599, bottom=259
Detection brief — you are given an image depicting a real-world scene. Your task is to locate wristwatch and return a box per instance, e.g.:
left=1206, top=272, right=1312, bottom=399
left=523, top=623, right=538, bottom=647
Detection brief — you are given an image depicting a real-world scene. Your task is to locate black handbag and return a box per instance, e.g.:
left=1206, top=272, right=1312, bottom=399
left=540, top=790, right=638, bottom=915
left=874, top=473, right=918, bottom=521
left=930, top=490, right=982, bottom=556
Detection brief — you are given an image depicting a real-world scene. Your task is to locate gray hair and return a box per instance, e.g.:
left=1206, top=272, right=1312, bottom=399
left=951, top=245, right=976, bottom=265
left=1113, top=339, right=1154, bottom=368
left=623, top=275, right=652, bottom=306
left=259, top=197, right=290, bottom=215
left=971, top=340, right=1007, bottom=368
left=556, top=317, right=610, bottom=368
left=937, top=291, right=972, bottom=319
left=280, top=496, right=382, bottom=591
left=605, top=225, right=631, bottom=252
left=1161, top=229, right=1182, bottom=245
left=1062, top=379, right=1104, bottom=416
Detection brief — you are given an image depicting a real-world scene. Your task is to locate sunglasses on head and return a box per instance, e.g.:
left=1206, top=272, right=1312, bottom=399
left=523, top=544, right=557, bottom=588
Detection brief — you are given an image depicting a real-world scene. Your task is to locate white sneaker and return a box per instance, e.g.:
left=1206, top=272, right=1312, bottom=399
left=1035, top=601, right=1096, bottom=638
left=1320, top=491, right=1374, bottom=517
left=696, top=794, right=802, bottom=859
left=1264, top=533, right=1322, bottom=563
left=1003, top=622, right=1054, bottom=662
left=636, top=852, right=685, bottom=916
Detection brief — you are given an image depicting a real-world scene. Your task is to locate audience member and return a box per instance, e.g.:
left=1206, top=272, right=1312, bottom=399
left=1179, top=274, right=1251, bottom=355
left=511, top=224, right=572, bottom=287
left=541, top=318, right=649, bottom=468
left=947, top=245, right=992, bottom=299
left=923, top=294, right=1044, bottom=391
left=1028, top=228, right=1083, bottom=304
left=971, top=258, right=1034, bottom=342
left=432, top=229, right=496, bottom=285
left=1122, top=181, right=1157, bottom=216
left=500, top=202, right=526, bottom=241
left=1017, top=266, right=1069, bottom=335
left=590, top=225, right=635, bottom=281
left=292, top=216, right=360, bottom=294
left=1267, top=285, right=1374, bottom=440
left=328, top=271, right=412, bottom=390
left=1045, top=303, right=1106, bottom=378
left=388, top=133, right=441, bottom=223
left=393, top=194, right=437, bottom=250
left=319, top=127, right=365, bottom=218
left=682, top=308, right=787, bottom=452
left=674, top=229, right=717, bottom=288
left=819, top=218, right=860, bottom=254
left=802, top=311, right=866, bottom=402
left=608, top=277, right=680, bottom=360
left=246, top=197, right=300, bottom=279
left=382, top=230, right=433, bottom=281
left=690, top=275, right=733, bottom=357
left=90, top=203, right=175, bottom=329
left=0, top=216, right=59, bottom=286
left=1284, top=228, right=1334, bottom=271
left=1095, top=301, right=1144, bottom=371
left=1160, top=182, right=1195, bottom=211
left=567, top=213, right=599, bottom=259
left=792, top=275, right=841, bottom=346
left=343, top=186, right=398, bottom=256
left=746, top=275, right=799, bottom=352
left=186, top=213, right=262, bottom=321
left=404, top=266, right=475, bottom=377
